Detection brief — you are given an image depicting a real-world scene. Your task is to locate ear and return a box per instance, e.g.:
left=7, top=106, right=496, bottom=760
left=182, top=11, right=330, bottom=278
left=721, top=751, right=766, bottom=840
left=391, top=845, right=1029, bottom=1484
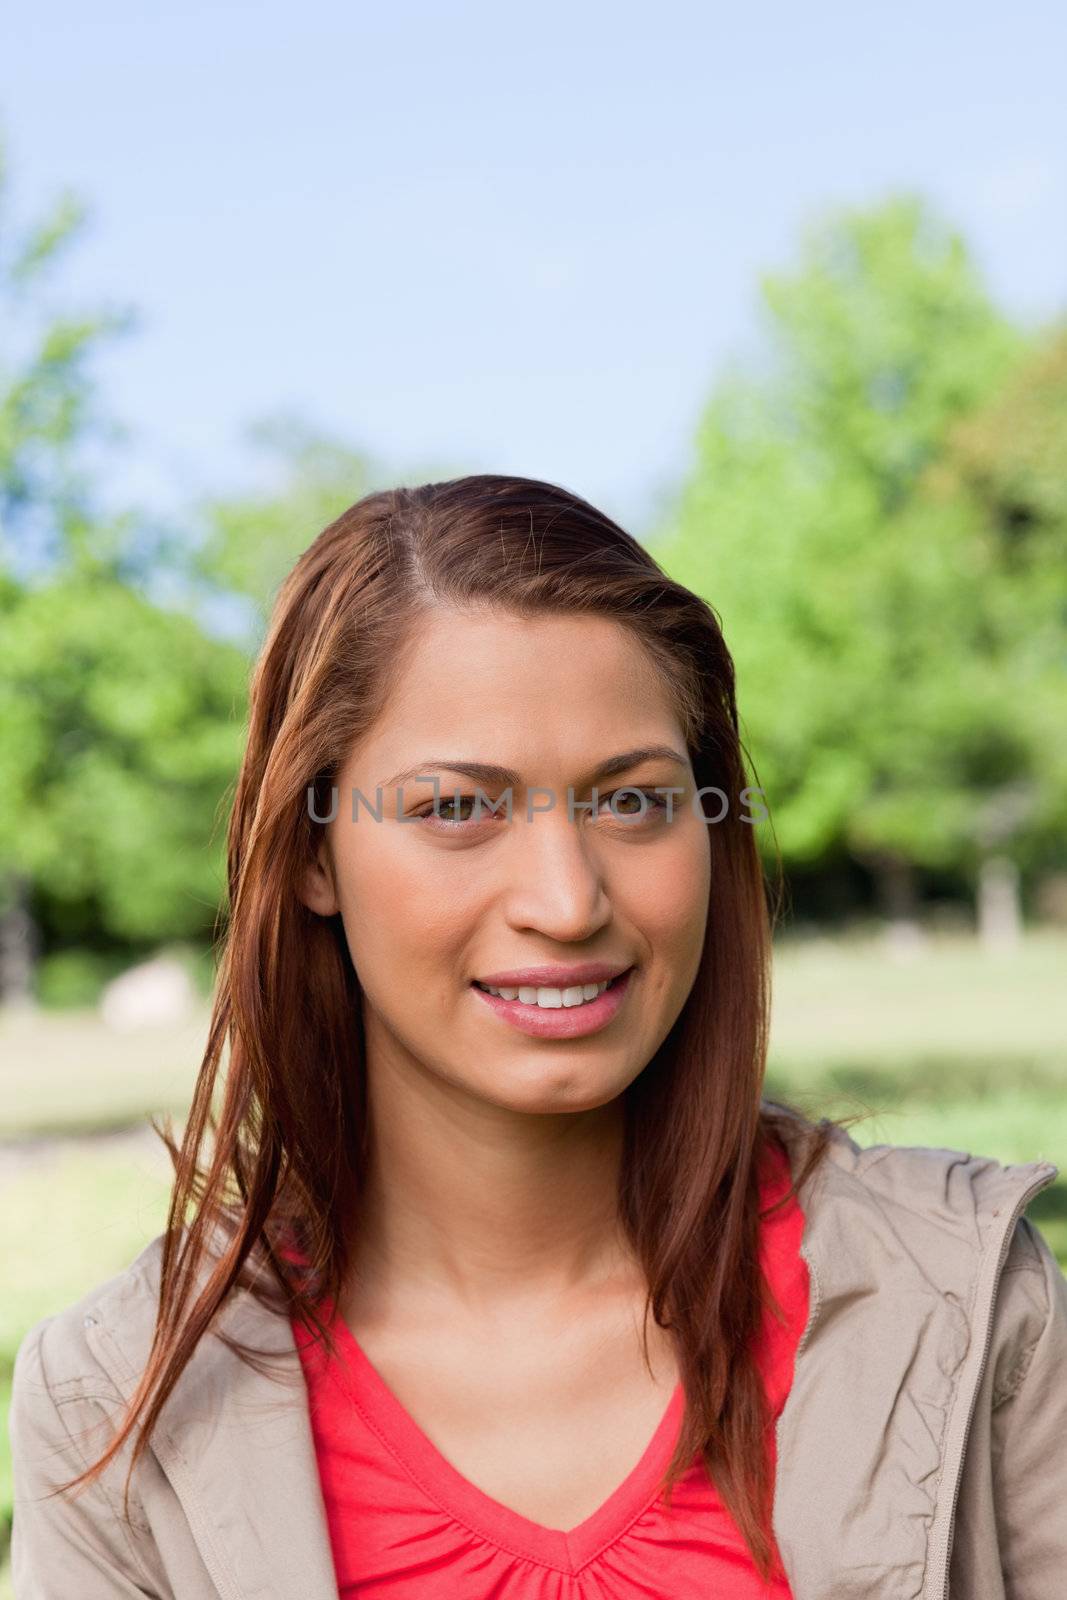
left=297, top=837, right=340, bottom=917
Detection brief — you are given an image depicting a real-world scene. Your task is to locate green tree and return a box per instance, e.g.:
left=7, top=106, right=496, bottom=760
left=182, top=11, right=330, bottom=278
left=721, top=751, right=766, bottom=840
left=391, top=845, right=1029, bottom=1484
left=0, top=135, right=137, bottom=583
left=0, top=131, right=133, bottom=998
left=0, top=576, right=247, bottom=947
left=0, top=137, right=247, bottom=1000
left=656, top=195, right=1031, bottom=930
left=928, top=327, right=1067, bottom=939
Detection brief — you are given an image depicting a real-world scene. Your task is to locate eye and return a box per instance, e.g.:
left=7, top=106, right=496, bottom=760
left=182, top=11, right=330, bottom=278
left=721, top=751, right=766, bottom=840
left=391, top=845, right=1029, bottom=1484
left=597, top=787, right=670, bottom=821
left=412, top=787, right=673, bottom=830
left=414, top=793, right=492, bottom=828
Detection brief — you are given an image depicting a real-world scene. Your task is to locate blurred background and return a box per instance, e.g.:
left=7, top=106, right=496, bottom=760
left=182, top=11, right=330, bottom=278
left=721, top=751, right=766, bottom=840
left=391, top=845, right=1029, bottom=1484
left=2, top=2, right=1066, bottom=1585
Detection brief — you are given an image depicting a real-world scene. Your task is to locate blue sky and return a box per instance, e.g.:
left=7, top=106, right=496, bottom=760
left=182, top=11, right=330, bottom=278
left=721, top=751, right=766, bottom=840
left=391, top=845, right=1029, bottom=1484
left=4, top=0, right=1065, bottom=540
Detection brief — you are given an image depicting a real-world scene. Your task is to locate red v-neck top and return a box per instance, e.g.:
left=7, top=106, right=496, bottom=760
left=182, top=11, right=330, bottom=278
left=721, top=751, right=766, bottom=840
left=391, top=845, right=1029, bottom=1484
left=292, top=1135, right=807, bottom=1597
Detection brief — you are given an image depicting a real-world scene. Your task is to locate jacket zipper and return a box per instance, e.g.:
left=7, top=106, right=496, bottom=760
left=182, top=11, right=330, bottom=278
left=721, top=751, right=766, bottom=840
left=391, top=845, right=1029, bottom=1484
left=772, top=1201, right=822, bottom=1564
left=928, top=1163, right=1058, bottom=1600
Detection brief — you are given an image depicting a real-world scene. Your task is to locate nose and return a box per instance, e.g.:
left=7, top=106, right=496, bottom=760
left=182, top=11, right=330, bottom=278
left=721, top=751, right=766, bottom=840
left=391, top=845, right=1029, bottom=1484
left=499, top=804, right=612, bottom=944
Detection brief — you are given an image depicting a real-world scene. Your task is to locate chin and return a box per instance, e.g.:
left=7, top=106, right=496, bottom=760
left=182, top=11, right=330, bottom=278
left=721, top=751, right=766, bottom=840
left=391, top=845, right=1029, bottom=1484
left=478, top=1068, right=631, bottom=1117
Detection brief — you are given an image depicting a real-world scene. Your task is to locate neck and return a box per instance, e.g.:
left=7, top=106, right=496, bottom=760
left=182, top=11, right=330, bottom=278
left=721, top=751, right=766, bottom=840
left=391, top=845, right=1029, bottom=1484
left=344, top=1040, right=636, bottom=1320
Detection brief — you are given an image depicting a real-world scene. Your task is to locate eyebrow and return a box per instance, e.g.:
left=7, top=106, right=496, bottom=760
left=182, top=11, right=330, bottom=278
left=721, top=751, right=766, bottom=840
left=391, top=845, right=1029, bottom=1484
left=383, top=745, right=689, bottom=791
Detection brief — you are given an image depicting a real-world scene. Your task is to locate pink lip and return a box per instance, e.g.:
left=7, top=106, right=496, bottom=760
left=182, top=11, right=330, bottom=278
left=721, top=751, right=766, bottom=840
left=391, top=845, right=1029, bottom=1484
left=469, top=968, right=634, bottom=1039
left=474, top=961, right=631, bottom=987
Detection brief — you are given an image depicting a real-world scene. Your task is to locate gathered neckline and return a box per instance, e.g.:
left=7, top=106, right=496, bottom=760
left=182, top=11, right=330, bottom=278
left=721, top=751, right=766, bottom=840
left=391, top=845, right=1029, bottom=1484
left=317, top=1302, right=688, bottom=1571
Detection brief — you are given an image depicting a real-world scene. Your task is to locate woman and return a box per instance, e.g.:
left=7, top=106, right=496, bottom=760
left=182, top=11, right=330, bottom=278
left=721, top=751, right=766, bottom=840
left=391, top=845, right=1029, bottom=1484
left=10, top=475, right=1067, bottom=1599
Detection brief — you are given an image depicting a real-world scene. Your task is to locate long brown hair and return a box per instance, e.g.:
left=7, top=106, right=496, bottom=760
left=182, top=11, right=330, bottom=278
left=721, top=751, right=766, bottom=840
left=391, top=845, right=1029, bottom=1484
left=61, top=474, right=847, bottom=1582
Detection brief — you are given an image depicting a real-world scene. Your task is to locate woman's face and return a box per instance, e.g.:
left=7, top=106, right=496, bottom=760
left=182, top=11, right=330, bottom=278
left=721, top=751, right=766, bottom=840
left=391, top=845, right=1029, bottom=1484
left=299, top=606, right=711, bottom=1116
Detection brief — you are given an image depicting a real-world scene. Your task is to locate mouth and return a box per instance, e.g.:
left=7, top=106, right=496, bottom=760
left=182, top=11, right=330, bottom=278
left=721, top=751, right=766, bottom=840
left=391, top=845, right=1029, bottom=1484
left=471, top=968, right=633, bottom=1009
left=468, top=967, right=636, bottom=1039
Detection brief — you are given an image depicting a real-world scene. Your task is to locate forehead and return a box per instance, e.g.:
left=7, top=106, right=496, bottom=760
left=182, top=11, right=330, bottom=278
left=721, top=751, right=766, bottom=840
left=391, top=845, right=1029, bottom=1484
left=345, top=607, right=684, bottom=778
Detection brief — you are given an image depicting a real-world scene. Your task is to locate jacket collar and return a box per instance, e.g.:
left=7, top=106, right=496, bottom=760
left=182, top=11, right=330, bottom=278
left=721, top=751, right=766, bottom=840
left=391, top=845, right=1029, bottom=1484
left=83, top=1108, right=1059, bottom=1600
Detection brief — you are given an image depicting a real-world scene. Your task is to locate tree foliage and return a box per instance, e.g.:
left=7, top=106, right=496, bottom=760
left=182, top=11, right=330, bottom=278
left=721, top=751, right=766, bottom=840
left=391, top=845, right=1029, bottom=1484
left=657, top=195, right=1062, bottom=902
left=0, top=134, right=248, bottom=975
left=0, top=575, right=247, bottom=940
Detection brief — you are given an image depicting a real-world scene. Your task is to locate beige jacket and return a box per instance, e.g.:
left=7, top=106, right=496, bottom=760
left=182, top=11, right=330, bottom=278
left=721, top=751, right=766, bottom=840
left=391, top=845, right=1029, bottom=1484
left=8, top=1108, right=1067, bottom=1599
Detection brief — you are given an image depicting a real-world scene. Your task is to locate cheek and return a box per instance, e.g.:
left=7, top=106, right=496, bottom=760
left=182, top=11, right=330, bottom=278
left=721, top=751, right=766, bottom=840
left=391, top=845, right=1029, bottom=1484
left=614, top=817, right=710, bottom=949
left=331, top=827, right=480, bottom=978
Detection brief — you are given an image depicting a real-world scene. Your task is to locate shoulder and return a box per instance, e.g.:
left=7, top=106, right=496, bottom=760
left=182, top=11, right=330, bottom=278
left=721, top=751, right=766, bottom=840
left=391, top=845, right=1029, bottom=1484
left=988, top=1212, right=1067, bottom=1407
left=766, top=1097, right=1058, bottom=1235
left=766, top=1098, right=1064, bottom=1371
left=11, top=1233, right=167, bottom=1411
left=11, top=1216, right=294, bottom=1454
left=8, top=1242, right=176, bottom=1591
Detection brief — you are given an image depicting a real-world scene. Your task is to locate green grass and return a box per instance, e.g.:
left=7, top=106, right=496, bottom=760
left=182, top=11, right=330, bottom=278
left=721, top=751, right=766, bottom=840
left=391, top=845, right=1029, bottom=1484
left=0, top=1002, right=206, bottom=1138
left=2, top=927, right=1066, bottom=1589
left=768, top=924, right=1067, bottom=1080
left=763, top=926, right=1067, bottom=1261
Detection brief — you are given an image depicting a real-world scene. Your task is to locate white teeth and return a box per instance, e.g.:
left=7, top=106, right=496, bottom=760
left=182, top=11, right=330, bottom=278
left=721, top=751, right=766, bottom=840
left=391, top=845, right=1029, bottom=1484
left=479, top=978, right=616, bottom=1007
